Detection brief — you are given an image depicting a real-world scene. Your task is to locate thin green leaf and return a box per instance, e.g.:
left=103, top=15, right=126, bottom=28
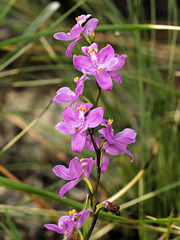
left=0, top=176, right=82, bottom=210
left=1, top=177, right=180, bottom=224
left=0, top=0, right=16, bottom=23
left=23, top=1, right=60, bottom=36
left=4, top=210, right=24, bottom=240
left=83, top=198, right=91, bottom=238
left=1, top=24, right=180, bottom=49
left=165, top=210, right=174, bottom=240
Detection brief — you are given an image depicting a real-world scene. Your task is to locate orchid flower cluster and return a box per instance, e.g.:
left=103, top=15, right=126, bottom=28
left=45, top=14, right=137, bottom=240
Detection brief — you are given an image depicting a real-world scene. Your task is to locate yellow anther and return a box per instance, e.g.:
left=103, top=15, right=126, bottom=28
left=80, top=158, right=84, bottom=162
left=97, top=66, right=103, bottom=72
left=74, top=77, right=79, bottom=82
left=68, top=209, right=77, bottom=215
left=77, top=106, right=87, bottom=112
left=107, top=119, right=113, bottom=125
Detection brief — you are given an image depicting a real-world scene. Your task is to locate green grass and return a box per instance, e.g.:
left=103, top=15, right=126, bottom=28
left=0, top=0, right=180, bottom=239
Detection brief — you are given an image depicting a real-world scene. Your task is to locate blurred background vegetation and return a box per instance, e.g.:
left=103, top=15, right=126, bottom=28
left=0, top=0, right=180, bottom=239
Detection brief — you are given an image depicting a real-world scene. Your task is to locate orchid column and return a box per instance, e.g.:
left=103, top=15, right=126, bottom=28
left=45, top=14, right=137, bottom=240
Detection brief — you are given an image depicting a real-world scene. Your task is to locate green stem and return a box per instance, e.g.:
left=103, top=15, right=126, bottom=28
left=79, top=94, right=91, bottom=103
left=81, top=32, right=92, bottom=45
left=99, top=149, right=105, bottom=169
left=94, top=83, right=101, bottom=108
left=95, top=203, right=105, bottom=214
left=84, top=209, right=101, bottom=240
left=85, top=124, right=103, bottom=240
left=74, top=226, right=84, bottom=240
left=99, top=139, right=107, bottom=150
left=92, top=166, right=101, bottom=212
left=81, top=175, right=94, bottom=194
left=88, top=128, right=98, bottom=152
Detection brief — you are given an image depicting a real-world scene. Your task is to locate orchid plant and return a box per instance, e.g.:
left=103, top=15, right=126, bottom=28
left=45, top=14, right=137, bottom=240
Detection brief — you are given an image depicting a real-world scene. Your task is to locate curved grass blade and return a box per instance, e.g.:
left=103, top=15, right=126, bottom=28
left=0, top=176, right=82, bottom=210
left=1, top=176, right=180, bottom=224
left=4, top=210, right=24, bottom=240
left=0, top=0, right=16, bottom=23
left=1, top=24, right=180, bottom=49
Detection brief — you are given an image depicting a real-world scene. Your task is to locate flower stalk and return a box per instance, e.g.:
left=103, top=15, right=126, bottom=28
left=81, top=175, right=94, bottom=194
left=74, top=226, right=84, bottom=240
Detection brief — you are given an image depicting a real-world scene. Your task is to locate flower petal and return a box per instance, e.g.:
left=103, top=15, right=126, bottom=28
left=53, top=87, right=75, bottom=103
left=98, top=128, right=114, bottom=144
left=76, top=102, right=93, bottom=112
left=83, top=158, right=95, bottom=178
left=69, top=24, right=82, bottom=38
left=75, top=209, right=92, bottom=229
left=105, top=143, right=124, bottom=156
left=102, top=57, right=119, bottom=71
left=59, top=178, right=81, bottom=199
left=110, top=54, right=127, bottom=71
left=85, top=135, right=100, bottom=151
left=73, top=55, right=95, bottom=75
left=74, top=82, right=84, bottom=99
left=82, top=43, right=98, bottom=56
left=71, top=130, right=87, bottom=153
left=95, top=70, right=113, bottom=91
left=83, top=18, right=98, bottom=36
left=62, top=221, right=75, bottom=240
left=53, top=157, right=82, bottom=180
left=106, top=143, right=134, bottom=161
left=53, top=32, right=74, bottom=41
left=119, top=146, right=135, bottom=162
left=97, top=44, right=115, bottom=64
left=115, top=128, right=137, bottom=140
left=100, top=153, right=109, bottom=173
left=108, top=71, right=122, bottom=84
left=62, top=107, right=79, bottom=124
left=85, top=107, right=104, bottom=128
left=69, top=157, right=83, bottom=177
left=66, top=37, right=81, bottom=58
left=76, top=14, right=91, bottom=25
left=44, top=224, right=63, bottom=234
left=55, top=122, right=76, bottom=134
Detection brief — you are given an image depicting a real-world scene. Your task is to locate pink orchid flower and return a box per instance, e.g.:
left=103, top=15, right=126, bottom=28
left=73, top=43, right=127, bottom=91
left=44, top=209, right=92, bottom=240
left=54, top=14, right=98, bottom=58
left=55, top=102, right=104, bottom=153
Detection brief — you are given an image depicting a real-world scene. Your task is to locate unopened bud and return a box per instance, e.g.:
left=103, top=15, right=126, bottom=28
left=105, top=201, right=120, bottom=216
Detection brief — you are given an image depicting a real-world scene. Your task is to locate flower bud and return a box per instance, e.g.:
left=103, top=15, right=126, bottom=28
left=105, top=201, right=120, bottom=216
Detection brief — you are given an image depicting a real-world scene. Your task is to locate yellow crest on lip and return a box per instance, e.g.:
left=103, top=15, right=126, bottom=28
left=68, top=209, right=77, bottom=215
left=75, top=16, right=80, bottom=21
left=75, top=16, right=86, bottom=24
left=107, top=119, right=113, bottom=125
left=87, top=48, right=97, bottom=54
left=74, top=77, right=79, bottom=82
left=77, top=106, right=87, bottom=112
